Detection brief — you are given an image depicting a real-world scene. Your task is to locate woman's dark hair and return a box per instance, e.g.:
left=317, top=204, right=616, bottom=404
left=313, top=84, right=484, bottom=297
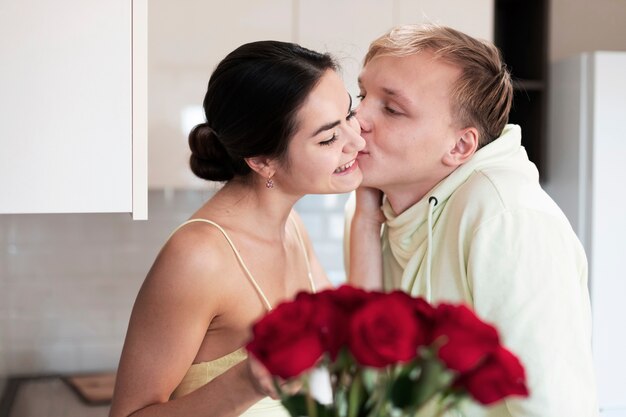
left=189, top=41, right=338, bottom=182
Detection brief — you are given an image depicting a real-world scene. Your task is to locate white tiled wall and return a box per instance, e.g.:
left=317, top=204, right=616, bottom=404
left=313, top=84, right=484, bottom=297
left=0, top=190, right=350, bottom=377
left=0, top=310, right=5, bottom=394
left=296, top=194, right=352, bottom=285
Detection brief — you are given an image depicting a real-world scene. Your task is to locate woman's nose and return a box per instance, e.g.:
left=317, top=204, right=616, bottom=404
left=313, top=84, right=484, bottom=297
left=344, top=122, right=365, bottom=153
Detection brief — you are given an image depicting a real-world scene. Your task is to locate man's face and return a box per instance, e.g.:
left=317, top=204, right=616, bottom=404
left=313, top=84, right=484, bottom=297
left=355, top=51, right=464, bottom=197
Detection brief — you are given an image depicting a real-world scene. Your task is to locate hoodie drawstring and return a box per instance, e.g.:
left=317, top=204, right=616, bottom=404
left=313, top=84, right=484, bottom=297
left=425, top=196, right=438, bottom=302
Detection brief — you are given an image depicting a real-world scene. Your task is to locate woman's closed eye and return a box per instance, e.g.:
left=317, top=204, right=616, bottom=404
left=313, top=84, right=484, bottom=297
left=319, top=133, right=338, bottom=146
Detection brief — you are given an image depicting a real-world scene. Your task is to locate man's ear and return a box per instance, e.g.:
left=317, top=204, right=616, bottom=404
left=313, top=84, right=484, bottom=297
left=245, top=156, right=277, bottom=179
left=442, top=127, right=479, bottom=167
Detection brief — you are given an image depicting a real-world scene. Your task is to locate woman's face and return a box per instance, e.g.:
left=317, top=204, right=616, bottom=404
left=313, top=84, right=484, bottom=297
left=275, top=70, right=365, bottom=195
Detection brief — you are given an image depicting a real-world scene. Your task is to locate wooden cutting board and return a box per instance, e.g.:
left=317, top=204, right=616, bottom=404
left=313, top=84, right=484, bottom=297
left=63, top=372, right=116, bottom=405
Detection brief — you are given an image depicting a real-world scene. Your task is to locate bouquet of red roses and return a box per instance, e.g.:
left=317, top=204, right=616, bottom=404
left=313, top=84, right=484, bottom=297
left=247, top=286, right=528, bottom=417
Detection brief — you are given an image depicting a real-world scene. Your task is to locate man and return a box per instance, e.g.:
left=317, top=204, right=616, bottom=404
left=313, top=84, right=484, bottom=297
left=346, top=24, right=598, bottom=417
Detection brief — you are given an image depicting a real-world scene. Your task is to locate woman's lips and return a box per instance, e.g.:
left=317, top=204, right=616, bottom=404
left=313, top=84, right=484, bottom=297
left=334, top=158, right=358, bottom=175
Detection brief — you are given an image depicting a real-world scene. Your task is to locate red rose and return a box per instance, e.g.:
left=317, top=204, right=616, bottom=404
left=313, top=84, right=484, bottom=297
left=410, top=295, right=436, bottom=323
left=318, top=285, right=383, bottom=314
left=400, top=292, right=436, bottom=346
left=296, top=291, right=346, bottom=360
left=247, top=295, right=324, bottom=379
left=310, top=286, right=384, bottom=359
left=348, top=292, right=422, bottom=368
left=432, top=304, right=500, bottom=373
left=457, top=346, right=529, bottom=405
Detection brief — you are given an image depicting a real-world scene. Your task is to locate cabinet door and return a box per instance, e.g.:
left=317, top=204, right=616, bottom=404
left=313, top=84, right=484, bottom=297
left=0, top=0, right=146, bottom=218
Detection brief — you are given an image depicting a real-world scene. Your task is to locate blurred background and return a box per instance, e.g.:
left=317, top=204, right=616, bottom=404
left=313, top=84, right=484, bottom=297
left=1, top=0, right=626, bottom=415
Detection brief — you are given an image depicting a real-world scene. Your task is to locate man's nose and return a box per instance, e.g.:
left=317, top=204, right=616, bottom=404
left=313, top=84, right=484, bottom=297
left=355, top=103, right=372, bottom=133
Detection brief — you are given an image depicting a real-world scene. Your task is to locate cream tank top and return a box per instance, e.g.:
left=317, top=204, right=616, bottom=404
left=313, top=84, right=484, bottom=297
left=169, top=217, right=316, bottom=417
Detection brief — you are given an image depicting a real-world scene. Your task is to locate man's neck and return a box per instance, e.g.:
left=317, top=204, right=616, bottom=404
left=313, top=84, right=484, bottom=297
left=383, top=187, right=429, bottom=216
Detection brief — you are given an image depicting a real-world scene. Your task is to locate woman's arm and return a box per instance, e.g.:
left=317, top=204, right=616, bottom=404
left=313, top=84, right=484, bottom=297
left=109, top=229, right=264, bottom=417
left=114, top=360, right=263, bottom=417
left=347, top=187, right=384, bottom=290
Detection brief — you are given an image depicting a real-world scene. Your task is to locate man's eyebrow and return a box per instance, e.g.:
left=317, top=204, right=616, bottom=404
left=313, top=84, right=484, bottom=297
left=382, top=87, right=412, bottom=105
left=357, top=79, right=413, bottom=106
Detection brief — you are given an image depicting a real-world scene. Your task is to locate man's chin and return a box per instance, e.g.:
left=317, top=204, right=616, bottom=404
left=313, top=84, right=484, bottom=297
left=359, top=177, right=384, bottom=190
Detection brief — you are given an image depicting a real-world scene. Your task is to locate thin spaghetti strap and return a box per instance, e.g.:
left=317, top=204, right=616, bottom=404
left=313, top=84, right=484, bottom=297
left=169, top=219, right=273, bottom=311
left=289, top=215, right=316, bottom=293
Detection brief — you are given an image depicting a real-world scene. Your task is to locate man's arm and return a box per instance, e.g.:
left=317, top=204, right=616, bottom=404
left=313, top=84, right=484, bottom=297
left=345, top=188, right=385, bottom=290
left=468, top=211, right=598, bottom=417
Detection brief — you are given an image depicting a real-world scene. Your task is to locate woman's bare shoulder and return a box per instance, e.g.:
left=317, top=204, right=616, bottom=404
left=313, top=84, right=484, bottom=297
left=140, top=220, right=238, bottom=308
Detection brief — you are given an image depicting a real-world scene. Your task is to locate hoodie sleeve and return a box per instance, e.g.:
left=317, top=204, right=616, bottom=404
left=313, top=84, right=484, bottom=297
left=467, top=208, right=598, bottom=417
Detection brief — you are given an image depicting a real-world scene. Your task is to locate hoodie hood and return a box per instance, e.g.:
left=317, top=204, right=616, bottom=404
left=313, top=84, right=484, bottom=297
left=381, top=124, right=537, bottom=296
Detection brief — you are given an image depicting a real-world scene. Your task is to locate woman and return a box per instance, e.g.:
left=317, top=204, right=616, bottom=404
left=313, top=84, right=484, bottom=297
left=109, top=41, right=364, bottom=417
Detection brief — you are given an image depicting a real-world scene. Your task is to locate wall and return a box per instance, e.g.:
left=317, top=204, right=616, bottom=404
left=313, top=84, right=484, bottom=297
left=0, top=191, right=197, bottom=376
left=0, top=317, right=5, bottom=394
left=148, top=0, right=493, bottom=189
left=1, top=229, right=7, bottom=394
left=0, top=190, right=350, bottom=378
left=0, top=0, right=495, bottom=383
left=550, top=0, right=626, bottom=62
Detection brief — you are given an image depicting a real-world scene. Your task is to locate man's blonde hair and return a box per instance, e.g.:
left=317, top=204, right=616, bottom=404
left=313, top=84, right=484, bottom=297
left=365, top=24, right=513, bottom=147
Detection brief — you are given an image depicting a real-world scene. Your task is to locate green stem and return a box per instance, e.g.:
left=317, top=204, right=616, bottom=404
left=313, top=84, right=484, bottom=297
left=347, top=370, right=362, bottom=417
left=435, top=395, right=465, bottom=417
left=368, top=371, right=389, bottom=417
left=303, top=379, right=319, bottom=417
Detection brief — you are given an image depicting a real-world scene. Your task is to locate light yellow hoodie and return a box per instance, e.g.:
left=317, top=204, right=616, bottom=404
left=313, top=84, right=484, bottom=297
left=345, top=125, right=598, bottom=417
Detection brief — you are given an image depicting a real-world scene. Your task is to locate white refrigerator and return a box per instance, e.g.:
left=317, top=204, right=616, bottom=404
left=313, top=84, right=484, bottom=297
left=546, top=51, right=626, bottom=416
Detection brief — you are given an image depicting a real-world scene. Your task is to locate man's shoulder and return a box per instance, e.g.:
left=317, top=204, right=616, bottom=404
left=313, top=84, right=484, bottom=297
left=448, top=164, right=572, bottom=230
left=459, top=164, right=550, bottom=209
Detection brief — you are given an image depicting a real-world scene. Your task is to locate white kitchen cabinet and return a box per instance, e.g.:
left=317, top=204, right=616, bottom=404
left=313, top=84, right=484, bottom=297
left=0, top=0, right=147, bottom=219
left=546, top=51, right=626, bottom=416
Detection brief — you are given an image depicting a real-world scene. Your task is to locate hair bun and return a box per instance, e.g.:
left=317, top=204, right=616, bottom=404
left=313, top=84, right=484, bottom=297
left=188, top=123, right=235, bottom=181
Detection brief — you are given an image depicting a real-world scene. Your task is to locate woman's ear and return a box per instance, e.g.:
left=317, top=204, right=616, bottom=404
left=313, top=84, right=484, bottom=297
left=442, top=127, right=479, bottom=167
left=245, top=156, right=277, bottom=179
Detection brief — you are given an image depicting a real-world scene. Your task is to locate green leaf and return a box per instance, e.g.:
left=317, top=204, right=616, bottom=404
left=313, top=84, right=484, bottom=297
left=389, top=373, right=414, bottom=409
left=281, top=394, right=308, bottom=416
left=411, top=358, right=448, bottom=407
left=390, top=357, right=455, bottom=412
left=281, top=394, right=333, bottom=417
left=360, top=368, right=380, bottom=393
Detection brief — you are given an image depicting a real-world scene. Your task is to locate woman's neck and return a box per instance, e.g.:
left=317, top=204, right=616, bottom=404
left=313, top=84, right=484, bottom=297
left=201, top=179, right=302, bottom=242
